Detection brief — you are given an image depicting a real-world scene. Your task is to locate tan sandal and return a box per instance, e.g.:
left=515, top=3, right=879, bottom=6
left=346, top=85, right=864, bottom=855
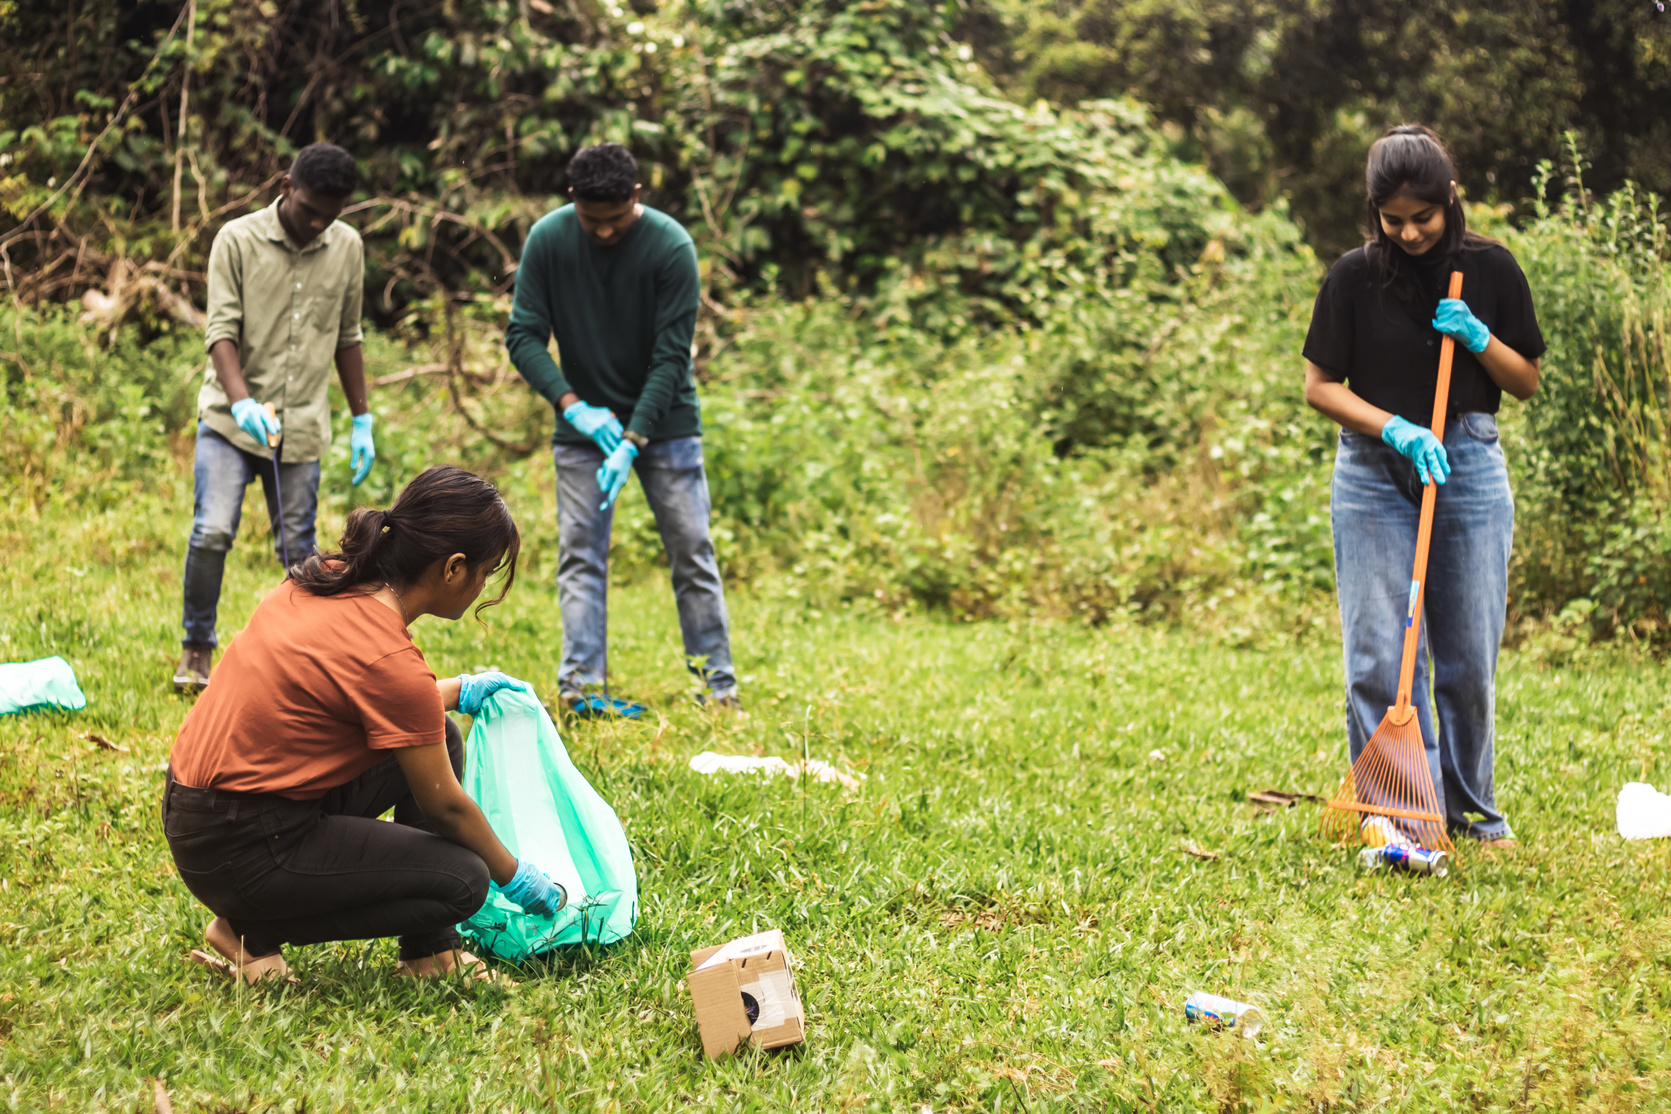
left=188, top=947, right=298, bottom=987
left=190, top=918, right=298, bottom=986
left=395, top=948, right=513, bottom=986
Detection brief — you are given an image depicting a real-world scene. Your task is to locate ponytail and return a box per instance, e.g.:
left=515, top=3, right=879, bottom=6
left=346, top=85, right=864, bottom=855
left=292, top=465, right=520, bottom=616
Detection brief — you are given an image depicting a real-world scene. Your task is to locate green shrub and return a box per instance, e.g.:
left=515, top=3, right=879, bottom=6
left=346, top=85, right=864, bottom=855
left=1509, top=155, right=1671, bottom=638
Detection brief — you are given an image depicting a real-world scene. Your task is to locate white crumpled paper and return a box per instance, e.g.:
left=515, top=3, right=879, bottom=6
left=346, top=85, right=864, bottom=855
left=689, top=751, right=864, bottom=790
left=1616, top=782, right=1671, bottom=839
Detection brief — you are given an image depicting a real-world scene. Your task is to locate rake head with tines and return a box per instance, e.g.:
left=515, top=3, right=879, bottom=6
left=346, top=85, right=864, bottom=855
left=1321, top=270, right=1466, bottom=857
left=1319, top=704, right=1455, bottom=854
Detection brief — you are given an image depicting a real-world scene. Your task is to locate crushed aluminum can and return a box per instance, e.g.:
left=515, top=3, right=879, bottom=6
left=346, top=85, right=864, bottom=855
left=1183, top=992, right=1264, bottom=1037
left=1358, top=844, right=1449, bottom=878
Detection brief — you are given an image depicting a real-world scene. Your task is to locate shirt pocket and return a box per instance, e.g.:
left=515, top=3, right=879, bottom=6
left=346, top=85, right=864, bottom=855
left=308, top=271, right=349, bottom=336
left=1461, top=412, right=1500, bottom=443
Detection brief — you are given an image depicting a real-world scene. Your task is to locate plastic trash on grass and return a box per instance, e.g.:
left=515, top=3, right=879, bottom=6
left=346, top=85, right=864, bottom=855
left=1184, top=992, right=1264, bottom=1038
left=1617, top=782, right=1671, bottom=840
left=0, top=656, right=87, bottom=715
left=457, top=689, right=637, bottom=960
left=689, top=751, right=863, bottom=791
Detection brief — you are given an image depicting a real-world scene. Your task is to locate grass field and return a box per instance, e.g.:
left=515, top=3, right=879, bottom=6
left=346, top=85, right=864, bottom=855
left=3, top=466, right=1671, bottom=1113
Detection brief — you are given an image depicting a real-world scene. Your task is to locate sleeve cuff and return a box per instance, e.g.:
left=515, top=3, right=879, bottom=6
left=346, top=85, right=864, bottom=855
left=365, top=728, right=447, bottom=751
left=203, top=329, right=239, bottom=353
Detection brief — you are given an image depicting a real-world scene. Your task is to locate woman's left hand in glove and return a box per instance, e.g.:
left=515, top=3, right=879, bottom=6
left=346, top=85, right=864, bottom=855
left=1432, top=298, right=1491, bottom=353
left=455, top=671, right=531, bottom=717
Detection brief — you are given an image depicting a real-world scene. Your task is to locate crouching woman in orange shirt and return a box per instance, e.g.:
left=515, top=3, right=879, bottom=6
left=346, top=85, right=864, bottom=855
left=165, top=465, right=562, bottom=983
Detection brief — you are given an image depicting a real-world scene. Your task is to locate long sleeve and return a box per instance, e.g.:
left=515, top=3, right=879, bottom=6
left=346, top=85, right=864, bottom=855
left=504, top=225, right=572, bottom=407
left=336, top=235, right=365, bottom=349
left=203, top=228, right=245, bottom=352
left=627, top=241, right=700, bottom=439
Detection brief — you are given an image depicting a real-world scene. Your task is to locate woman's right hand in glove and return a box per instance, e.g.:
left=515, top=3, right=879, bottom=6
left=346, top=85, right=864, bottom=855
left=499, top=859, right=567, bottom=916
left=1381, top=415, right=1450, bottom=485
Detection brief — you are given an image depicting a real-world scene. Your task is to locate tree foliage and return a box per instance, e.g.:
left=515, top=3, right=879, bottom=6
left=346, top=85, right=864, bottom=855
left=974, top=0, right=1671, bottom=256
left=0, top=0, right=1236, bottom=336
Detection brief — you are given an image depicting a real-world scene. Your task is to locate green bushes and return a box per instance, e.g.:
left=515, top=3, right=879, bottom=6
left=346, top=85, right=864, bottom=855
left=1510, top=162, right=1671, bottom=638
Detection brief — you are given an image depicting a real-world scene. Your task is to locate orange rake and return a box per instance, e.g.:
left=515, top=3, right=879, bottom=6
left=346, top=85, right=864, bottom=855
left=1320, top=270, right=1464, bottom=856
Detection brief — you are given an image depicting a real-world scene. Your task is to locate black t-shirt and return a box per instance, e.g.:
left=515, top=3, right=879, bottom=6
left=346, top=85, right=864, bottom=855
left=1302, top=241, right=1546, bottom=425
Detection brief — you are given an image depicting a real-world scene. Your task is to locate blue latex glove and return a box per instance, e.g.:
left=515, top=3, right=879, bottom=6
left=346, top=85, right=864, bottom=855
left=499, top=858, right=567, bottom=917
left=1381, top=415, right=1451, bottom=485
left=349, top=412, right=376, bottom=485
left=1432, top=298, right=1490, bottom=354
left=456, top=671, right=531, bottom=717
left=231, top=397, right=281, bottom=445
left=596, top=441, right=638, bottom=510
left=563, top=401, right=624, bottom=455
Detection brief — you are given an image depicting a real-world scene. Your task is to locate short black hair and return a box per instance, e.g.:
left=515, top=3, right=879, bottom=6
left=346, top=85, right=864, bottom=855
left=289, top=142, right=359, bottom=198
left=567, top=144, right=638, bottom=203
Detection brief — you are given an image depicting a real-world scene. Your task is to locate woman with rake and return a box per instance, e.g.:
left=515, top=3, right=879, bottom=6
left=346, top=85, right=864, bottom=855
left=1303, top=125, right=1543, bottom=852
left=164, top=466, right=564, bottom=984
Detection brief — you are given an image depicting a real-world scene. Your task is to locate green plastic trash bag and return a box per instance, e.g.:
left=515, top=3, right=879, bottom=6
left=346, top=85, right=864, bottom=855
left=457, top=688, right=638, bottom=961
left=0, top=656, right=87, bottom=715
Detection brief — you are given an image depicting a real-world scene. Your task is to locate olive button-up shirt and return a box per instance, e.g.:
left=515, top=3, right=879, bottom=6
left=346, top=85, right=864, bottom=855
left=196, top=199, right=365, bottom=463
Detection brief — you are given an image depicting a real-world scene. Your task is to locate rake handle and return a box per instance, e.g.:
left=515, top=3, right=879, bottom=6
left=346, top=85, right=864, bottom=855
left=262, top=402, right=290, bottom=571
left=1391, top=271, right=1464, bottom=721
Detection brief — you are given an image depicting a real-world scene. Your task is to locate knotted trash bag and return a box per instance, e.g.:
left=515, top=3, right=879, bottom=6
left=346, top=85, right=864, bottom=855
left=457, top=688, right=638, bottom=960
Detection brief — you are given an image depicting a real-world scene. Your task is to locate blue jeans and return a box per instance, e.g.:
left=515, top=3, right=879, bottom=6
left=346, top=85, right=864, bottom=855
left=554, top=436, right=736, bottom=698
left=1331, top=413, right=1514, bottom=841
left=181, top=423, right=320, bottom=649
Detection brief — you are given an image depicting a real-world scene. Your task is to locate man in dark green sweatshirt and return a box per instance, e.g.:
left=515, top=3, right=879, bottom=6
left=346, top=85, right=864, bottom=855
left=505, top=143, right=737, bottom=715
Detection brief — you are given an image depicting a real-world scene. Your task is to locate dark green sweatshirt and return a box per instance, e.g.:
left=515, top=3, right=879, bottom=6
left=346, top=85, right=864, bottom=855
left=505, top=205, right=701, bottom=445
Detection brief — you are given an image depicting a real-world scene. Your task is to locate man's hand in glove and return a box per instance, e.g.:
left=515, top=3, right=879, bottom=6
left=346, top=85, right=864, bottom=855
left=350, top=412, right=377, bottom=485
left=596, top=441, right=638, bottom=510
left=231, top=397, right=281, bottom=445
left=563, top=401, right=624, bottom=455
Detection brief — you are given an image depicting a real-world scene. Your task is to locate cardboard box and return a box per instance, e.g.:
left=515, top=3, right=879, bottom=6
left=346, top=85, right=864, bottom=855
left=686, top=929, right=805, bottom=1059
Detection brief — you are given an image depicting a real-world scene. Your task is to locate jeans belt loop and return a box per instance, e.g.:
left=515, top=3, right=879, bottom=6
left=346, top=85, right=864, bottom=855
left=226, top=798, right=239, bottom=822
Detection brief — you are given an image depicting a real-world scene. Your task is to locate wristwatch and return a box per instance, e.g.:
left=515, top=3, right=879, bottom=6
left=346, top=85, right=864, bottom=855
left=624, top=430, right=649, bottom=450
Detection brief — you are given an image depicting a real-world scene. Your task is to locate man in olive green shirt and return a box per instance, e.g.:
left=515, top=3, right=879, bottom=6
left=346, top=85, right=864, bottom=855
left=174, top=143, right=378, bottom=692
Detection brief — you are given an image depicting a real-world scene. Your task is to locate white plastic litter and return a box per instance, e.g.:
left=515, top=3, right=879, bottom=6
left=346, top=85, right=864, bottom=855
left=689, top=751, right=864, bottom=790
left=1361, top=815, right=1418, bottom=851
left=1616, top=782, right=1671, bottom=839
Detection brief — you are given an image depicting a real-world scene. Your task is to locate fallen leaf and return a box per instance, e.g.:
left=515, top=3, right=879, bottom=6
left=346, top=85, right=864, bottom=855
left=152, top=1079, right=173, bottom=1114
left=1183, top=841, right=1221, bottom=861
left=1248, top=788, right=1320, bottom=810
left=83, top=732, right=129, bottom=753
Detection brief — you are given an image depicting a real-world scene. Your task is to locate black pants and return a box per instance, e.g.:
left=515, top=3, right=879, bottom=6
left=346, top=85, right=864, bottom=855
left=162, top=719, right=489, bottom=961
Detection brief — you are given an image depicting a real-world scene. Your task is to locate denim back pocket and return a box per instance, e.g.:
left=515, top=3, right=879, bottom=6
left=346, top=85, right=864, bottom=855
left=1461, top=412, right=1500, bottom=443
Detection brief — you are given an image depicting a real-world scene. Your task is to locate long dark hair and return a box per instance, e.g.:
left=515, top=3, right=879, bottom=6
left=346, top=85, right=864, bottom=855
left=1362, top=124, right=1496, bottom=317
left=292, top=465, right=520, bottom=616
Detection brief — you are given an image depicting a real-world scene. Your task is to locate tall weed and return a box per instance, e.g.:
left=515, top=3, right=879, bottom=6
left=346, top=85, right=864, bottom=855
left=1510, top=150, right=1671, bottom=638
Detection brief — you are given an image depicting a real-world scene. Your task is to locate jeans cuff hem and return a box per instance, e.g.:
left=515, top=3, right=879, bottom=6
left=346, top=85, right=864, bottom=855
left=398, top=931, right=463, bottom=962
